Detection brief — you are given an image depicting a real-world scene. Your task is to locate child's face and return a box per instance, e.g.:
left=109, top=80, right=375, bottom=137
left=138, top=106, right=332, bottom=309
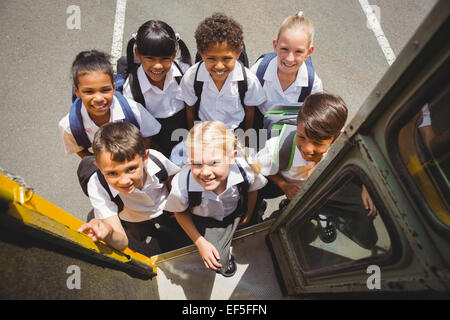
left=200, top=42, right=241, bottom=84
left=95, top=150, right=149, bottom=194
left=73, top=70, right=115, bottom=119
left=135, top=48, right=176, bottom=87
left=295, top=124, right=334, bottom=164
left=273, top=27, right=314, bottom=77
left=189, top=144, right=236, bottom=195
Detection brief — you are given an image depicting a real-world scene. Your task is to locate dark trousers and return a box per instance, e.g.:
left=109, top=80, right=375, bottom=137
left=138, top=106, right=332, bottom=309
left=258, top=179, right=285, bottom=200
left=177, top=209, right=242, bottom=276
left=153, top=108, right=188, bottom=158
left=87, top=210, right=187, bottom=257
left=319, top=180, right=378, bottom=249
left=120, top=212, right=188, bottom=257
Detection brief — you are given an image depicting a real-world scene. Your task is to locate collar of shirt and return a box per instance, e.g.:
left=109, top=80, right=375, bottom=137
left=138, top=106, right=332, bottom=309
left=264, top=58, right=309, bottom=89
left=137, top=63, right=181, bottom=94
left=187, top=160, right=246, bottom=199
left=80, top=96, right=125, bottom=130
left=108, top=156, right=165, bottom=197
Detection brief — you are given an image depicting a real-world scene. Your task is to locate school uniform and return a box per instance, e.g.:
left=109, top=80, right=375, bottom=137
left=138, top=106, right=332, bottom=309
left=255, top=135, right=321, bottom=198
left=86, top=149, right=182, bottom=255
left=58, top=96, right=161, bottom=155
left=165, top=156, right=267, bottom=275
left=177, top=62, right=266, bottom=130
left=250, top=57, right=323, bottom=124
left=123, top=61, right=190, bottom=158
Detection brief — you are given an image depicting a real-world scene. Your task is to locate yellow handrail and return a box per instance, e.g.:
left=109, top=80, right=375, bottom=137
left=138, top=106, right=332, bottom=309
left=0, top=173, right=156, bottom=273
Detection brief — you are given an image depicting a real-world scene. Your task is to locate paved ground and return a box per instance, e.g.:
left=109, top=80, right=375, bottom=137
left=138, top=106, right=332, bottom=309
left=0, top=0, right=437, bottom=223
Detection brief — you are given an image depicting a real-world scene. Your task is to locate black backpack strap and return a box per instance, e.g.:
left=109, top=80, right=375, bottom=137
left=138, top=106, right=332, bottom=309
left=186, top=169, right=202, bottom=212
left=128, top=67, right=146, bottom=107
left=235, top=162, right=250, bottom=214
left=77, top=155, right=99, bottom=197
left=298, top=56, right=315, bottom=103
left=96, top=169, right=124, bottom=213
left=238, top=61, right=248, bottom=108
left=239, top=43, right=249, bottom=68
left=173, top=61, right=184, bottom=85
left=193, top=61, right=204, bottom=109
left=148, top=153, right=168, bottom=183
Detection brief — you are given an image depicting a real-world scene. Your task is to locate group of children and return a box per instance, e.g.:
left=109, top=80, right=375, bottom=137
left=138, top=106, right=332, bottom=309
left=58, top=12, right=371, bottom=278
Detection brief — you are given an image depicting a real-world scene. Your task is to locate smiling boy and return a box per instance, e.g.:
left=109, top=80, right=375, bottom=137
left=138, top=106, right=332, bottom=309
left=257, top=93, right=348, bottom=200
left=178, top=13, right=265, bottom=131
left=78, top=121, right=182, bottom=256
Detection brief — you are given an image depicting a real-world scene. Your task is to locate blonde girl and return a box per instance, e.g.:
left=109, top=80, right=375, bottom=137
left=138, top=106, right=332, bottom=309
left=165, top=121, right=267, bottom=277
left=251, top=11, right=323, bottom=129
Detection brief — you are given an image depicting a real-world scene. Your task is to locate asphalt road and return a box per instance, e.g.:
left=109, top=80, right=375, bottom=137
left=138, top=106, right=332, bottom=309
left=0, top=0, right=437, bottom=221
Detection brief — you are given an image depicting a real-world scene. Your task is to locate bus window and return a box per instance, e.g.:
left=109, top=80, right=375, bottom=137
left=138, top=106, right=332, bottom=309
left=398, top=88, right=450, bottom=229
left=289, top=172, right=392, bottom=274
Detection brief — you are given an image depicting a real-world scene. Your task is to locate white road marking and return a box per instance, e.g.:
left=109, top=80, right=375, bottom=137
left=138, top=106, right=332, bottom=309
left=359, top=0, right=396, bottom=65
left=110, top=0, right=127, bottom=71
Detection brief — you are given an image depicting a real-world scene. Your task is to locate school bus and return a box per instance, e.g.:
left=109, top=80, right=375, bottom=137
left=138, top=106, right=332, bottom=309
left=0, top=0, right=448, bottom=300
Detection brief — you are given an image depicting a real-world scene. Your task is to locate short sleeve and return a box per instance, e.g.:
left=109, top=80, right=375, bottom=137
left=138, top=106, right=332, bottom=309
left=148, top=149, right=181, bottom=177
left=176, top=63, right=200, bottom=107
left=87, top=173, right=119, bottom=219
left=58, top=115, right=84, bottom=155
left=243, top=67, right=266, bottom=107
left=311, top=73, right=323, bottom=94
left=164, top=169, right=190, bottom=213
left=255, top=137, right=280, bottom=176
left=249, top=57, right=262, bottom=74
left=236, top=157, right=267, bottom=192
left=128, top=98, right=162, bottom=137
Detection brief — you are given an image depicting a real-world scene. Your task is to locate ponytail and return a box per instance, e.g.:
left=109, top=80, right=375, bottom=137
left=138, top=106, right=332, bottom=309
left=177, top=38, right=192, bottom=66
left=126, top=36, right=139, bottom=75
left=235, top=138, right=262, bottom=175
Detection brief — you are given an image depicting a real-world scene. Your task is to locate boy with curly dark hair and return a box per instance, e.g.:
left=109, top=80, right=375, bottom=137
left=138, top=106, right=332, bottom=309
left=177, top=13, right=265, bottom=131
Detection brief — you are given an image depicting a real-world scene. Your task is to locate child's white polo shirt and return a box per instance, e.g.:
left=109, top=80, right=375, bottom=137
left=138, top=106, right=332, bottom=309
left=165, top=156, right=267, bottom=221
left=123, top=61, right=189, bottom=119
left=87, top=149, right=180, bottom=223
left=256, top=136, right=320, bottom=188
left=58, top=95, right=161, bottom=155
left=177, top=62, right=266, bottom=130
left=250, top=57, right=323, bottom=114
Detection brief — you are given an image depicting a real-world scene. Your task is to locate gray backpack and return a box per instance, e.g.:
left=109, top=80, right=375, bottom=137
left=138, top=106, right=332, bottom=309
left=263, top=103, right=301, bottom=140
left=273, top=124, right=297, bottom=172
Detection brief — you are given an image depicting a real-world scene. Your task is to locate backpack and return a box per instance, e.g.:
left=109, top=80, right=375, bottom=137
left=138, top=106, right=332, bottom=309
left=273, top=124, right=297, bottom=172
left=69, top=91, right=140, bottom=150
left=256, top=53, right=315, bottom=140
left=77, top=154, right=169, bottom=213
left=263, top=102, right=301, bottom=140
left=185, top=161, right=250, bottom=214
left=126, top=61, right=184, bottom=107
left=193, top=60, right=248, bottom=110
